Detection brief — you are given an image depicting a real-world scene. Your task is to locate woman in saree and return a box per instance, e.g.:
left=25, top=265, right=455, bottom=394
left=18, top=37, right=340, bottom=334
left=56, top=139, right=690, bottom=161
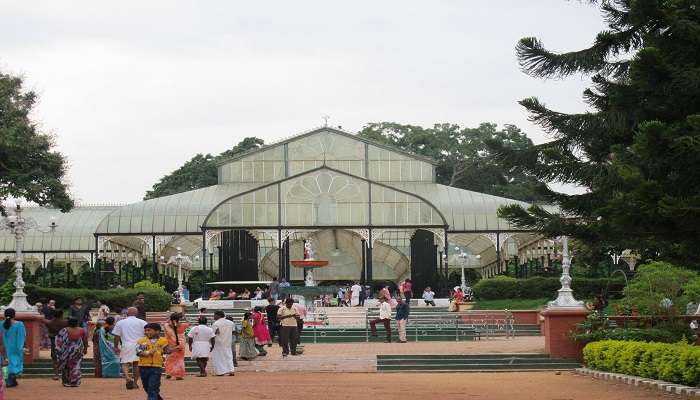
left=0, top=308, right=26, bottom=388
left=252, top=306, right=271, bottom=355
left=55, top=317, right=88, bottom=387
left=97, top=317, right=121, bottom=377
left=164, top=312, right=189, bottom=380
left=238, top=312, right=257, bottom=361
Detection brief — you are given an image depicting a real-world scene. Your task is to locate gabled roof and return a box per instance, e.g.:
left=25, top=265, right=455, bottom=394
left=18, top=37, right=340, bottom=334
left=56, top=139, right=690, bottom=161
left=215, top=126, right=438, bottom=166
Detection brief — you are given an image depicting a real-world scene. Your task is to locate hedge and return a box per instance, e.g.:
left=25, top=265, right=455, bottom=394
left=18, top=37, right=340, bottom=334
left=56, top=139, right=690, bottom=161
left=472, top=276, right=625, bottom=300
left=583, top=340, right=700, bottom=386
left=26, top=285, right=171, bottom=312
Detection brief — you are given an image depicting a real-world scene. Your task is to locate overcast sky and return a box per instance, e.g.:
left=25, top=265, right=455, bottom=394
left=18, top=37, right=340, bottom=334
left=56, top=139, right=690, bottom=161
left=0, top=1, right=605, bottom=204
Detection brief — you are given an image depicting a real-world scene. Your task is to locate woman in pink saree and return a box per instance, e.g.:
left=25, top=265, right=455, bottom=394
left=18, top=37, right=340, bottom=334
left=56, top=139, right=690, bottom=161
left=252, top=306, right=271, bottom=356
left=164, top=313, right=189, bottom=380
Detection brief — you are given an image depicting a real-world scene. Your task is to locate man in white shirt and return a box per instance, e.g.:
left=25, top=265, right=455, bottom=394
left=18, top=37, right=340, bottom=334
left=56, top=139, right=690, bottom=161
left=350, top=282, right=362, bottom=307
left=369, top=297, right=392, bottom=343
left=422, top=286, right=436, bottom=307
left=113, top=307, right=147, bottom=390
left=188, top=317, right=215, bottom=377
left=210, top=311, right=235, bottom=376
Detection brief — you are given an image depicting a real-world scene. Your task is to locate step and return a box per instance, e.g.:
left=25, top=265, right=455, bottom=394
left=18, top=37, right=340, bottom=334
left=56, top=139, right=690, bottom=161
left=377, top=353, right=549, bottom=360
left=375, top=353, right=580, bottom=372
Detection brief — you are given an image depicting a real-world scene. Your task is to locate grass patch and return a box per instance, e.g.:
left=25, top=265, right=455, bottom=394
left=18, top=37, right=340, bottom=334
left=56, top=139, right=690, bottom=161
left=472, top=298, right=549, bottom=310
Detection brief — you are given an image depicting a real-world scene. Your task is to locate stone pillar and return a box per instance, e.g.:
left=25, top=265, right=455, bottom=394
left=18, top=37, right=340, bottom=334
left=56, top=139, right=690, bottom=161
left=8, top=312, right=44, bottom=364
left=541, top=308, right=590, bottom=361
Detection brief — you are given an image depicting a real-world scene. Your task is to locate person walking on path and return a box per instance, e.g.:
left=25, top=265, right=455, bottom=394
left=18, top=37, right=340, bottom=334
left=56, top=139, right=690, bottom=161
left=293, top=300, right=306, bottom=345
left=187, top=317, right=215, bottom=377
left=136, top=323, right=171, bottom=400
left=113, top=307, right=147, bottom=390
left=269, top=277, right=280, bottom=301
left=210, top=311, right=235, bottom=376
left=164, top=313, right=189, bottom=380
left=96, top=317, right=121, bottom=378
left=277, top=298, right=300, bottom=357
left=133, top=292, right=146, bottom=321
left=402, top=279, right=413, bottom=301
left=42, top=309, right=68, bottom=380
left=265, top=298, right=280, bottom=343
left=0, top=309, right=26, bottom=388
left=238, top=312, right=257, bottom=361
left=252, top=307, right=271, bottom=355
left=68, top=297, right=90, bottom=329
left=422, top=287, right=436, bottom=307
left=370, top=297, right=393, bottom=343
left=395, top=298, right=410, bottom=343
left=350, top=282, right=362, bottom=306
left=96, top=300, right=110, bottom=321
left=55, top=317, right=88, bottom=387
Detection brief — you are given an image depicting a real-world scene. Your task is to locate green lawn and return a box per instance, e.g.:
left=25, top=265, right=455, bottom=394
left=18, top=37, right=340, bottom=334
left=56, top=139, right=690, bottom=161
left=471, top=298, right=549, bottom=310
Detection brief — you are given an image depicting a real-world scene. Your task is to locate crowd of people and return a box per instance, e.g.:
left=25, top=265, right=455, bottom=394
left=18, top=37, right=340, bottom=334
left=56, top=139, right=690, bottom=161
left=0, top=290, right=311, bottom=400
left=0, top=278, right=468, bottom=399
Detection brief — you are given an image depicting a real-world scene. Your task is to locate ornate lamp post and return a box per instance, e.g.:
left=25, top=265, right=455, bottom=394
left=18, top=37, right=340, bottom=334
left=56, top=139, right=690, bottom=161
left=168, top=247, right=192, bottom=295
left=454, top=247, right=468, bottom=292
left=1, top=204, right=57, bottom=312
left=547, top=236, right=584, bottom=309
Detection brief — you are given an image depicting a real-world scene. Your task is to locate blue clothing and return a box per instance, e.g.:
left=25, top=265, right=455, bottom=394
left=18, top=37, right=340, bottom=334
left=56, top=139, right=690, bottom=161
left=0, top=321, right=26, bottom=375
left=396, top=303, right=410, bottom=320
left=97, top=327, right=121, bottom=377
left=140, top=367, right=162, bottom=400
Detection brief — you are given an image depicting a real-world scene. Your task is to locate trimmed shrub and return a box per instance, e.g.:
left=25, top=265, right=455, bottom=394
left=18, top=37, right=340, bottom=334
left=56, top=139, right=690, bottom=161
left=26, top=285, right=170, bottom=312
left=574, top=327, right=678, bottom=344
left=583, top=340, right=700, bottom=386
left=472, top=276, right=519, bottom=299
left=472, top=276, right=624, bottom=300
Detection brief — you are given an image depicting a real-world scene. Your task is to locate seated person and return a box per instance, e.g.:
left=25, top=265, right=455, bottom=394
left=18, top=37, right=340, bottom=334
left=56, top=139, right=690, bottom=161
left=210, top=290, right=222, bottom=300
left=226, top=289, right=237, bottom=300
left=239, top=289, right=251, bottom=300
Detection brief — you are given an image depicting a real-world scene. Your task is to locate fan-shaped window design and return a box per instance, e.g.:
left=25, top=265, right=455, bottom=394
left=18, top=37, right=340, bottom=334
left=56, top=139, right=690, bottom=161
left=204, top=167, right=445, bottom=229
left=282, top=170, right=367, bottom=226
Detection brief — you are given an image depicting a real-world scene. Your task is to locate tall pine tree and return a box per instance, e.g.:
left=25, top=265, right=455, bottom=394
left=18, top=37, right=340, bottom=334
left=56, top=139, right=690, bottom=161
left=494, top=1, right=700, bottom=266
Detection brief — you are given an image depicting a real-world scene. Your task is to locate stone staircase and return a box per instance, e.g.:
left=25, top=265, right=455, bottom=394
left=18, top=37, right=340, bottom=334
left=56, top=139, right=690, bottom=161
left=21, top=359, right=202, bottom=378
left=376, top=354, right=581, bottom=372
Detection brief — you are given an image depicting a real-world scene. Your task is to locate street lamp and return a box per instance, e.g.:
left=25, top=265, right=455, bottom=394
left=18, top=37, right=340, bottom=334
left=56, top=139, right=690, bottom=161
left=168, top=247, right=192, bottom=296
left=1, top=204, right=57, bottom=312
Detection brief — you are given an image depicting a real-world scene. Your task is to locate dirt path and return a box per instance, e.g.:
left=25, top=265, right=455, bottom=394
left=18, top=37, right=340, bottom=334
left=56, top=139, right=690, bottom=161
left=12, top=372, right=678, bottom=400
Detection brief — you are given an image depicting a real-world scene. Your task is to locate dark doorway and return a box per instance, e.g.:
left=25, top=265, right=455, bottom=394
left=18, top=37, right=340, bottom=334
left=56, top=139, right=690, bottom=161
left=410, top=229, right=437, bottom=295
left=219, top=230, right=259, bottom=281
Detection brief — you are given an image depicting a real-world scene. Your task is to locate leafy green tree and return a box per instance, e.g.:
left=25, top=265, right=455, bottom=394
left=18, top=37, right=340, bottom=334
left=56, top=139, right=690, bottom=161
left=144, top=137, right=264, bottom=199
left=493, top=1, right=700, bottom=266
left=0, top=72, right=73, bottom=213
left=359, top=122, right=547, bottom=202
left=621, top=262, right=700, bottom=315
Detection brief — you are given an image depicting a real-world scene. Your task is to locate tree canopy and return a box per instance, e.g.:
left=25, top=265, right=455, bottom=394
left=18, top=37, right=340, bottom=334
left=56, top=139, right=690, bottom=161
left=0, top=72, right=73, bottom=214
left=359, top=122, right=548, bottom=202
left=144, top=137, right=263, bottom=199
left=493, top=1, right=700, bottom=265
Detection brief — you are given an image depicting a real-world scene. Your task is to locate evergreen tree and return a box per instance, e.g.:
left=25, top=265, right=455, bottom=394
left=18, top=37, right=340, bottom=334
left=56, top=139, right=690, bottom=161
left=494, top=1, right=700, bottom=265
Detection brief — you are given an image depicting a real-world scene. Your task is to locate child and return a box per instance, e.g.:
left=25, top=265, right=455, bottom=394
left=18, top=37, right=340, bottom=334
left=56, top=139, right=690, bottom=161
left=136, top=323, right=170, bottom=400
left=238, top=312, right=257, bottom=361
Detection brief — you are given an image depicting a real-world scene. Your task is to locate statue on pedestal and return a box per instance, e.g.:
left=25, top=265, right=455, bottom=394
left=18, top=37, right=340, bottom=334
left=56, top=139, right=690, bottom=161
left=305, top=270, right=316, bottom=287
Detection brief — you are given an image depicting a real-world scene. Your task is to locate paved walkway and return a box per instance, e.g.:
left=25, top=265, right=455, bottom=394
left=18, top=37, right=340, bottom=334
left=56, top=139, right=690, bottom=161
left=12, top=371, right=679, bottom=400
left=235, top=337, right=544, bottom=372
left=39, top=337, right=545, bottom=372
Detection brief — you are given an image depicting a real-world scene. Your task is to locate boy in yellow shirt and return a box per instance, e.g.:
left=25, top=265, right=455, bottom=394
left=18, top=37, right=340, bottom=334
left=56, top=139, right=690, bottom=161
left=136, top=323, right=171, bottom=400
